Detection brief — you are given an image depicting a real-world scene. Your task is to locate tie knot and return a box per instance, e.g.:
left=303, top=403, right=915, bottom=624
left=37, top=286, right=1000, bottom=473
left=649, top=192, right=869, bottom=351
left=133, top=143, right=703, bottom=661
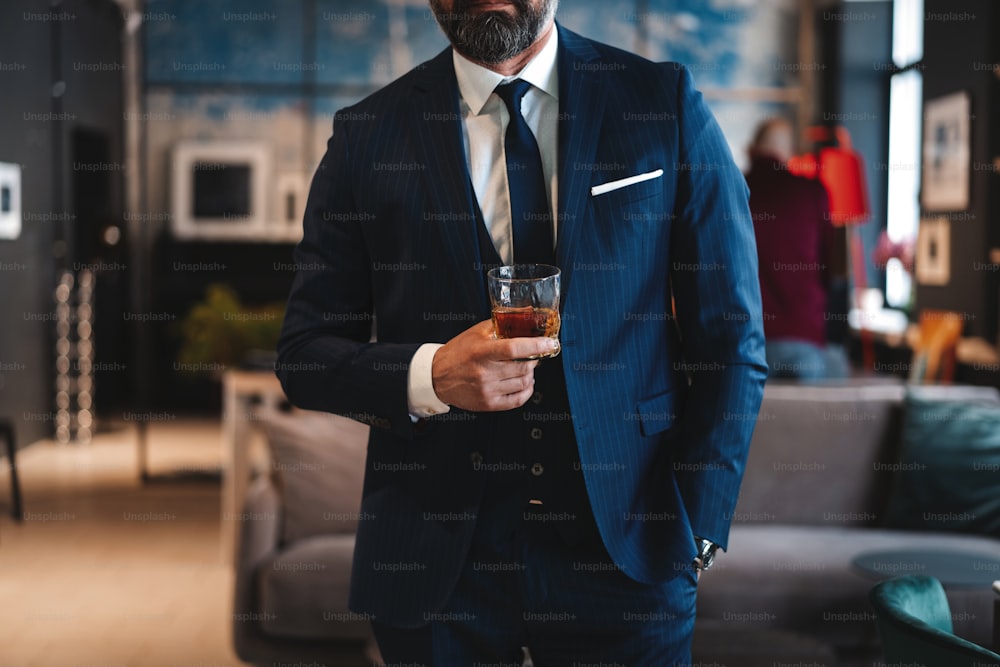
left=494, top=79, right=533, bottom=117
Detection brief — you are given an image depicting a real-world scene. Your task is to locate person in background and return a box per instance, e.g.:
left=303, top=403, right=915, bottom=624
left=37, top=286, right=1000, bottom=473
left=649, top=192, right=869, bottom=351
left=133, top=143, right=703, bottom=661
left=746, top=117, right=850, bottom=380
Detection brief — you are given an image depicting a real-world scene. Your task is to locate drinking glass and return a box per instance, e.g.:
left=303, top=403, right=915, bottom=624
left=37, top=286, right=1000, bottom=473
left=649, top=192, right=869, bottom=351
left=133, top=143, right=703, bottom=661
left=486, top=264, right=561, bottom=359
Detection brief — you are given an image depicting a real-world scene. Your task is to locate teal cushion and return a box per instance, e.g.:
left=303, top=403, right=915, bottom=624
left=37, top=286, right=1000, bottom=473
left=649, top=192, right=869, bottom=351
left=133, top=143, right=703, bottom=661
left=871, top=575, right=953, bottom=634
left=885, top=393, right=1000, bottom=537
left=869, top=575, right=1000, bottom=666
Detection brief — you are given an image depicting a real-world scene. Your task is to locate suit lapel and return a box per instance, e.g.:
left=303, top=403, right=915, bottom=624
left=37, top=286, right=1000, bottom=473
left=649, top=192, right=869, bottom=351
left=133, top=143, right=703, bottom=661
left=407, top=30, right=607, bottom=309
left=555, top=26, right=606, bottom=298
left=409, top=49, right=489, bottom=311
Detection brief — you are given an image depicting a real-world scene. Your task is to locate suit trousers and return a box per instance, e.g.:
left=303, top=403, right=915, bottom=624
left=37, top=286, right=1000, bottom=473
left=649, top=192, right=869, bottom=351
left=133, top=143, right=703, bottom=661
left=372, top=493, right=698, bottom=667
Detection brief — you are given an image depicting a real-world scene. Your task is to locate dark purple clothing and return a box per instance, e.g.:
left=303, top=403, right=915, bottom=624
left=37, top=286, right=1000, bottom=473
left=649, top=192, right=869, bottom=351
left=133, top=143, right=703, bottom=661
left=746, top=157, right=835, bottom=348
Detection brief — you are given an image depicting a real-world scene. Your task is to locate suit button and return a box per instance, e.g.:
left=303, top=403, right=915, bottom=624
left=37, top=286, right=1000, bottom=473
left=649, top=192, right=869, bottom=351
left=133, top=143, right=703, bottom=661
left=531, top=462, right=544, bottom=476
left=530, top=428, right=543, bottom=440
left=531, top=392, right=543, bottom=405
left=470, top=451, right=483, bottom=466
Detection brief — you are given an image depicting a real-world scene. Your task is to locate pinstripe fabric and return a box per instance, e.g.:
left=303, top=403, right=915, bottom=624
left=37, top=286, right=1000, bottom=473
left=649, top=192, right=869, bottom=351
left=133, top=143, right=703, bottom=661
left=373, top=504, right=698, bottom=666
left=276, top=25, right=767, bottom=629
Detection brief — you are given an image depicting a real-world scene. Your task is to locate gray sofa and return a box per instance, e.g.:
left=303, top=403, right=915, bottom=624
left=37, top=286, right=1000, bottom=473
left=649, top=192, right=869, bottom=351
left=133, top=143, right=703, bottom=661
left=232, top=406, right=375, bottom=667
left=693, top=380, right=1000, bottom=666
left=233, top=380, right=1000, bottom=667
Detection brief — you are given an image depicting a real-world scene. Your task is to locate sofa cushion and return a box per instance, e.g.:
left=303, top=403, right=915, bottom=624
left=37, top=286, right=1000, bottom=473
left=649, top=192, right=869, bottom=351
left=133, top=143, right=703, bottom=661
left=734, top=382, right=905, bottom=525
left=257, top=406, right=369, bottom=543
left=256, top=534, right=370, bottom=640
left=885, top=389, right=1000, bottom=537
left=695, top=524, right=1000, bottom=650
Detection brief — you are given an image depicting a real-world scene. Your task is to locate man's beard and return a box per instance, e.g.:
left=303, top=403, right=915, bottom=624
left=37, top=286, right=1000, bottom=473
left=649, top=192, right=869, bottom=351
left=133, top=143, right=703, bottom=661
left=430, top=0, right=557, bottom=65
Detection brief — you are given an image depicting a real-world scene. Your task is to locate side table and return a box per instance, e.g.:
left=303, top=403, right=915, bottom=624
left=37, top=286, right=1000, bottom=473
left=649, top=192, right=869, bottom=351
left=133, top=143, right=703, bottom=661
left=221, top=369, right=286, bottom=565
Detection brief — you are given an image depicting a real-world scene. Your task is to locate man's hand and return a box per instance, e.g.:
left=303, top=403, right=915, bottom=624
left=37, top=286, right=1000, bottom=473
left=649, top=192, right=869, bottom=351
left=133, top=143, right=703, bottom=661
left=431, top=320, right=557, bottom=412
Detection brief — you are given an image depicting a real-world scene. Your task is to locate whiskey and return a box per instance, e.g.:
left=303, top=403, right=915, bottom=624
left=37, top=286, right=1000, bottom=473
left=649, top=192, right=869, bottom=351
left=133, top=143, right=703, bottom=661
left=492, top=306, right=560, bottom=340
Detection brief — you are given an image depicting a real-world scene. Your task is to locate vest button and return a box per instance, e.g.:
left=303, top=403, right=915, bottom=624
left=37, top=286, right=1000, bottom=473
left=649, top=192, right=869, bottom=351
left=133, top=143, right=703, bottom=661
left=470, top=451, right=483, bottom=466
left=530, top=427, right=543, bottom=440
left=531, top=462, right=544, bottom=476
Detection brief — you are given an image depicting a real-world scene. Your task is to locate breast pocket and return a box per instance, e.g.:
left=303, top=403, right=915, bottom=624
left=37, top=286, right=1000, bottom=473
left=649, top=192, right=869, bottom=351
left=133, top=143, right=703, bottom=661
left=591, top=175, right=668, bottom=227
left=588, top=174, right=670, bottom=263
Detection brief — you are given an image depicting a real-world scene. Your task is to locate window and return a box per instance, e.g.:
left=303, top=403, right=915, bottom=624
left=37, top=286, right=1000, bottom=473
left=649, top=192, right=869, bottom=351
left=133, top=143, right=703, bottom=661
left=885, top=0, right=924, bottom=307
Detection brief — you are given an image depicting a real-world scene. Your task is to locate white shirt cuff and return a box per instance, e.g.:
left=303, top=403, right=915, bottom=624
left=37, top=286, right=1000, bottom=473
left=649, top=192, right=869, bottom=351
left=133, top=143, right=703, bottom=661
left=407, top=343, right=450, bottom=419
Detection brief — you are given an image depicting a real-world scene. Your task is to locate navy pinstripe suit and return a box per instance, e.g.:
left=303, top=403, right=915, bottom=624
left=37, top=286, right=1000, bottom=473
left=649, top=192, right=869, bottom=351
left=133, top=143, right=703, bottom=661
left=277, top=24, right=767, bottom=642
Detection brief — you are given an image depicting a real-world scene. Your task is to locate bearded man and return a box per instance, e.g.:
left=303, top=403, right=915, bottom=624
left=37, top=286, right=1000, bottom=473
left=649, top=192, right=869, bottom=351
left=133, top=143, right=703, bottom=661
left=276, top=1, right=767, bottom=664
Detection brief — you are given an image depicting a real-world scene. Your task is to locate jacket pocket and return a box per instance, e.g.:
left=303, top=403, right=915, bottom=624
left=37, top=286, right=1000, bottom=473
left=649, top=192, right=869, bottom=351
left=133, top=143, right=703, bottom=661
left=591, top=173, right=662, bottom=209
left=636, top=389, right=677, bottom=437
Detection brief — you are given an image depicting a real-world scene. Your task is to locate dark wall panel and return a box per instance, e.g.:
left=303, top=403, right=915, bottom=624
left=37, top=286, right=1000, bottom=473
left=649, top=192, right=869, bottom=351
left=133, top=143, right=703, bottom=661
left=917, top=0, right=998, bottom=340
left=0, top=0, right=124, bottom=446
left=0, top=1, right=59, bottom=445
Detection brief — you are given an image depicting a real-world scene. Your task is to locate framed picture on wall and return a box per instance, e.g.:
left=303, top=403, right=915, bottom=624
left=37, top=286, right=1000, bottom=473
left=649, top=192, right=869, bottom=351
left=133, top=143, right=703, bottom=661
left=921, top=91, right=971, bottom=212
left=171, top=141, right=271, bottom=241
left=915, top=216, right=951, bottom=286
left=0, top=162, right=21, bottom=241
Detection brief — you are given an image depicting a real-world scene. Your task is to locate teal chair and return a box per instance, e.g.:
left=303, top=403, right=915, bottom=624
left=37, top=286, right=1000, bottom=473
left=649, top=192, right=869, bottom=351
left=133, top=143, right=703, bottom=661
left=869, top=575, right=1000, bottom=667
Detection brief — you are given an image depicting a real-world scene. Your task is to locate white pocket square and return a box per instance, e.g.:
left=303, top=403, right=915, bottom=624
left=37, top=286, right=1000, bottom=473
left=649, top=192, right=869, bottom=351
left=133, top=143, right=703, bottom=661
left=590, top=169, right=664, bottom=197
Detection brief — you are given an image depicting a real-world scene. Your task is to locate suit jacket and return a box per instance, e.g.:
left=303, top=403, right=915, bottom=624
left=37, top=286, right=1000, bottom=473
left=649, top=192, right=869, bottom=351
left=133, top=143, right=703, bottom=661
left=276, top=25, right=768, bottom=627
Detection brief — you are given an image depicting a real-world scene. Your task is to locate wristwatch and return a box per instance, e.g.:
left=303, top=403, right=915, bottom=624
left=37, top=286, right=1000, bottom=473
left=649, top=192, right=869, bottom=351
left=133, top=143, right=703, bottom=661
left=693, top=537, right=719, bottom=572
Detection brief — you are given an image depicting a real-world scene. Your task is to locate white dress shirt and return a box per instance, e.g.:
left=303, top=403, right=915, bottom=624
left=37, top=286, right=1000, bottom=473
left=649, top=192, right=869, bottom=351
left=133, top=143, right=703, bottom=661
left=407, top=28, right=560, bottom=419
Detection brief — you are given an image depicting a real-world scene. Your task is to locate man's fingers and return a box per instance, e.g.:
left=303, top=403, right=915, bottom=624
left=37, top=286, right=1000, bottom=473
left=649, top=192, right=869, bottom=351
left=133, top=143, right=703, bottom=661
left=492, top=373, right=535, bottom=397
left=435, top=320, right=555, bottom=412
left=491, top=358, right=539, bottom=380
left=470, top=319, right=557, bottom=361
left=486, top=382, right=536, bottom=411
left=507, top=383, right=536, bottom=408
left=489, top=336, right=559, bottom=361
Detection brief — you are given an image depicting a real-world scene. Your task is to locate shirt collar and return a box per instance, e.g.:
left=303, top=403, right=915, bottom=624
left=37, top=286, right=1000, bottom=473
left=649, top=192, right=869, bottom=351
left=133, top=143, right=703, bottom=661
left=452, top=25, right=559, bottom=116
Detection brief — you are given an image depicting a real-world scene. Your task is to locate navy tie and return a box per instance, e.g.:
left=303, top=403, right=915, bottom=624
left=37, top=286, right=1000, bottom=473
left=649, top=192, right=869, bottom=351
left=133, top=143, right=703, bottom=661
left=495, top=80, right=554, bottom=265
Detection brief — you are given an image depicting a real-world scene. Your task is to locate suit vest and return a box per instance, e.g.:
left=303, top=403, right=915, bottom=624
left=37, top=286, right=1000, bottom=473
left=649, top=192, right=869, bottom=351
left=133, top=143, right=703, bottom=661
left=469, top=197, right=600, bottom=549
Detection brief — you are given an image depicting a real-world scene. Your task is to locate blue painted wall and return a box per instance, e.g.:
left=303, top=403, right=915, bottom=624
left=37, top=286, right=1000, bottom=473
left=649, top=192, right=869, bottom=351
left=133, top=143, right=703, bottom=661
left=141, top=0, right=799, bottom=229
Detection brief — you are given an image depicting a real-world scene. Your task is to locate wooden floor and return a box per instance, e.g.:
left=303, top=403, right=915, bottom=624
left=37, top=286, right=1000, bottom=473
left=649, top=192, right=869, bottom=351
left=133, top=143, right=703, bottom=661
left=0, top=419, right=251, bottom=667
